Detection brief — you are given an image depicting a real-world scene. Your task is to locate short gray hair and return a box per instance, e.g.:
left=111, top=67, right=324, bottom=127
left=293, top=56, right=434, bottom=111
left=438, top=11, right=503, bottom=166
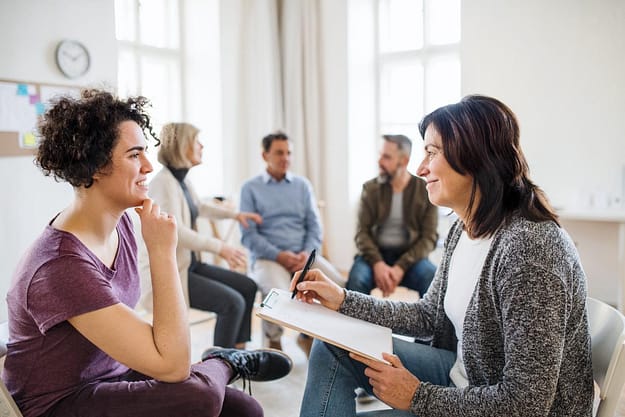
left=382, top=134, right=412, bottom=157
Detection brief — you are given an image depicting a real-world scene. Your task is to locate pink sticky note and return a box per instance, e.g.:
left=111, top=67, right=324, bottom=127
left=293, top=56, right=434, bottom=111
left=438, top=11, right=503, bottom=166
left=29, top=94, right=40, bottom=104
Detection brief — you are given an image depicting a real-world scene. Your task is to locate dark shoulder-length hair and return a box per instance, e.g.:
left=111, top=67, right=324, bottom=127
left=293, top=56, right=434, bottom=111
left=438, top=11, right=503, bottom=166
left=36, top=89, right=158, bottom=188
left=418, top=94, right=558, bottom=238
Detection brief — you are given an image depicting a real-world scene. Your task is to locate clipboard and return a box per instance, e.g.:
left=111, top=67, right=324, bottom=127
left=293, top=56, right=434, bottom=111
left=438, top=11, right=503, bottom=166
left=257, top=288, right=393, bottom=363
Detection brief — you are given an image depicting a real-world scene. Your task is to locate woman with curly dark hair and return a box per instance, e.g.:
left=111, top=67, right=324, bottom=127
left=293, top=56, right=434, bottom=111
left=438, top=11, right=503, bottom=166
left=2, top=89, right=291, bottom=417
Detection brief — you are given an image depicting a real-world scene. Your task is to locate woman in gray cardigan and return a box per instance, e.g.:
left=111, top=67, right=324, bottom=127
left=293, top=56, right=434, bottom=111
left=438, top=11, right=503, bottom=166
left=294, top=95, right=593, bottom=416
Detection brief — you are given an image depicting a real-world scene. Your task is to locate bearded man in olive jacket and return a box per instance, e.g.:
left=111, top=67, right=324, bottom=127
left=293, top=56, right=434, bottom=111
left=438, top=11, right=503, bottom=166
left=347, top=134, right=438, bottom=298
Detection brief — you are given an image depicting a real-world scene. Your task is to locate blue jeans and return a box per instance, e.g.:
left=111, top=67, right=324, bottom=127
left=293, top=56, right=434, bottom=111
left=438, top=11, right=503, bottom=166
left=299, top=338, right=455, bottom=417
left=347, top=254, right=436, bottom=297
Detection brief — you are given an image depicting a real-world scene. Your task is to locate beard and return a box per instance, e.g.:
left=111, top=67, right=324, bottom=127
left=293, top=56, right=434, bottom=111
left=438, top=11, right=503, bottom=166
left=377, top=166, right=397, bottom=183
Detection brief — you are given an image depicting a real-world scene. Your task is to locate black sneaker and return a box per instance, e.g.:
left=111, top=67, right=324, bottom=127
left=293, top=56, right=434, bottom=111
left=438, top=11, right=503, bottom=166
left=355, top=387, right=377, bottom=404
left=201, top=347, right=293, bottom=384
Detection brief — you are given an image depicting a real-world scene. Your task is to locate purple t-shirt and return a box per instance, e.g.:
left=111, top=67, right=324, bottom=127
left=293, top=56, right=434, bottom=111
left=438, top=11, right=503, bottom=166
left=2, top=213, right=140, bottom=417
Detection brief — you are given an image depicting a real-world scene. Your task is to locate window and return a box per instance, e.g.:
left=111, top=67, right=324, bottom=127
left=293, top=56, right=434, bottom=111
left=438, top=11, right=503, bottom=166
left=115, top=0, right=224, bottom=197
left=115, top=0, right=183, bottom=169
left=377, top=0, right=461, bottom=173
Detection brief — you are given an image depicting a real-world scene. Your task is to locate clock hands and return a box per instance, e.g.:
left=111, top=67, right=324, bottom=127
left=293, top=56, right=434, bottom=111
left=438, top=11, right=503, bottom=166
left=62, top=50, right=84, bottom=62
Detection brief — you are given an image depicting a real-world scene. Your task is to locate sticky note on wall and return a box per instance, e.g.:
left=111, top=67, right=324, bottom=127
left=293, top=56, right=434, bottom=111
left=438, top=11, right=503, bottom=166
left=16, top=84, right=28, bottom=96
left=21, top=131, right=37, bottom=148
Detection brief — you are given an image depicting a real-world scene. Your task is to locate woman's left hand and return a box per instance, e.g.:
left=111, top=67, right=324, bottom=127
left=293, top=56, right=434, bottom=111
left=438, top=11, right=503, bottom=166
left=236, top=212, right=262, bottom=228
left=350, top=352, right=420, bottom=410
left=219, top=244, right=247, bottom=270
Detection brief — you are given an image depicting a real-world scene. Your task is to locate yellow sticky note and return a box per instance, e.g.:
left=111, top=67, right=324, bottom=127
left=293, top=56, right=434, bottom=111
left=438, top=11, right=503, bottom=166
left=22, top=132, right=37, bottom=148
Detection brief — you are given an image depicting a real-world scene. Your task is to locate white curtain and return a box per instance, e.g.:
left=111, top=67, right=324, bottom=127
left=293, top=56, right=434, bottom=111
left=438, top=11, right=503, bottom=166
left=221, top=0, right=325, bottom=196
left=220, top=0, right=284, bottom=194
left=280, top=0, right=324, bottom=192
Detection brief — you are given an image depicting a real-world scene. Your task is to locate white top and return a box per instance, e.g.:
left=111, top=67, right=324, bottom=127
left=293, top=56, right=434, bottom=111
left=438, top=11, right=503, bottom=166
left=444, top=230, right=492, bottom=387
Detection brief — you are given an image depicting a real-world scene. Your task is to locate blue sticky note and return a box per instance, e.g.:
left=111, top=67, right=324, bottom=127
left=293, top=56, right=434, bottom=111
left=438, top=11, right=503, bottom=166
left=17, top=84, right=28, bottom=96
left=35, top=102, right=46, bottom=115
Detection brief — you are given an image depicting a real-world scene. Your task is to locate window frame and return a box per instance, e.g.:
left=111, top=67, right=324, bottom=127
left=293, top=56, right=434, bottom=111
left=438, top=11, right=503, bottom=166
left=374, top=0, right=461, bottom=171
left=115, top=0, right=186, bottom=171
left=115, top=0, right=185, bottom=117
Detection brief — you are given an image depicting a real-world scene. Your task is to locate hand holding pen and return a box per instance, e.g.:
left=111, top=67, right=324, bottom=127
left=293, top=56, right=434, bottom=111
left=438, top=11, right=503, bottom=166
left=289, top=250, right=347, bottom=311
left=291, top=249, right=316, bottom=299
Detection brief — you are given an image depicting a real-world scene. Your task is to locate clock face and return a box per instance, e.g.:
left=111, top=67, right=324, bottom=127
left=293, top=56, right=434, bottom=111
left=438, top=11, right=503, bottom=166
left=55, top=40, right=90, bottom=79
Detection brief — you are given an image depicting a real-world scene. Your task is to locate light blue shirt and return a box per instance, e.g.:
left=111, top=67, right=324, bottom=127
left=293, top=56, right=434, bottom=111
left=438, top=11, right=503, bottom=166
left=240, top=171, right=322, bottom=263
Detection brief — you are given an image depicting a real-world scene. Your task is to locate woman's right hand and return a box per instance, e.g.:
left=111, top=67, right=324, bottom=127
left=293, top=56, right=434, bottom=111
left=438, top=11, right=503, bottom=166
left=135, top=199, right=177, bottom=255
left=236, top=211, right=263, bottom=228
left=219, top=244, right=247, bottom=270
left=289, top=269, right=346, bottom=311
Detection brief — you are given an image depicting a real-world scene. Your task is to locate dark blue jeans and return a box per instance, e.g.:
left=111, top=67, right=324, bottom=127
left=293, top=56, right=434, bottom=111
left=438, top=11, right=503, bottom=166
left=346, top=251, right=436, bottom=297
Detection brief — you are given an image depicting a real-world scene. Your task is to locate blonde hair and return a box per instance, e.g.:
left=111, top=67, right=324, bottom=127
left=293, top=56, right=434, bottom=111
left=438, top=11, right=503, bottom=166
left=157, top=123, right=200, bottom=168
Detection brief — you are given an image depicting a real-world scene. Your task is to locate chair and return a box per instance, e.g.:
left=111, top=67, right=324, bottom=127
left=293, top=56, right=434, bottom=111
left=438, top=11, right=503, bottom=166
left=0, top=322, right=24, bottom=417
left=588, top=297, right=625, bottom=417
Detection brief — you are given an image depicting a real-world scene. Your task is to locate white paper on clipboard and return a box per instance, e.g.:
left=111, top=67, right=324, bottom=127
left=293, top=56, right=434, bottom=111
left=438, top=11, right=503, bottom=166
left=257, top=288, right=393, bottom=363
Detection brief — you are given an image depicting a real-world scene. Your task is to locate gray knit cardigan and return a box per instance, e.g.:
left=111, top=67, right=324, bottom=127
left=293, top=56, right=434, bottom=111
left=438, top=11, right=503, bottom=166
left=340, top=215, right=594, bottom=416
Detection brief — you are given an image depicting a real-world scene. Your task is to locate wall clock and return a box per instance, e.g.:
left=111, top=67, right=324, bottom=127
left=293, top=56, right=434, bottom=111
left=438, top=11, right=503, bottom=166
left=55, top=40, right=91, bottom=79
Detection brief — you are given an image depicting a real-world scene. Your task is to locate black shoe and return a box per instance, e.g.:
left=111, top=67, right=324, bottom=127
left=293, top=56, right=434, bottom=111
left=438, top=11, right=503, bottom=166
left=355, top=387, right=377, bottom=404
left=296, top=333, right=313, bottom=358
left=201, top=347, right=293, bottom=384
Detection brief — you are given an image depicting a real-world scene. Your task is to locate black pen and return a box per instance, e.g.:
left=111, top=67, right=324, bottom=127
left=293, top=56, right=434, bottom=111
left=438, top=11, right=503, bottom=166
left=291, top=249, right=316, bottom=299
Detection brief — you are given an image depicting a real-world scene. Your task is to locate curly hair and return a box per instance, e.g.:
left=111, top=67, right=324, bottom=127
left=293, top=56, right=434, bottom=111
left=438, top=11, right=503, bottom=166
left=36, top=89, right=158, bottom=188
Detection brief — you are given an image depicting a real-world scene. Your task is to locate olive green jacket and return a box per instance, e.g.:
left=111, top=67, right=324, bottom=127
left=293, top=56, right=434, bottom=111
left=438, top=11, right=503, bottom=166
left=355, top=175, right=438, bottom=271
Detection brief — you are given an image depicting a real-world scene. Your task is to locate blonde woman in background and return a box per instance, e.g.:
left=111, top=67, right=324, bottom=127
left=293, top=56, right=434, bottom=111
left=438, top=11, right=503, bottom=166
left=140, top=122, right=262, bottom=349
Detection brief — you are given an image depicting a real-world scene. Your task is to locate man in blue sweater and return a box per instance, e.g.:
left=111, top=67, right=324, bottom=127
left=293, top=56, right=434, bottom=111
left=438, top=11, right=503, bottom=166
left=240, top=131, right=344, bottom=354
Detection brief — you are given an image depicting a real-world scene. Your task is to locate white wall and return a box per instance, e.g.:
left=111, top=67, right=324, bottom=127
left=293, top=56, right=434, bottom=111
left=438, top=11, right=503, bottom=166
left=0, top=0, right=117, bottom=88
left=462, top=0, right=625, bottom=209
left=0, top=0, right=117, bottom=321
left=461, top=0, right=625, bottom=305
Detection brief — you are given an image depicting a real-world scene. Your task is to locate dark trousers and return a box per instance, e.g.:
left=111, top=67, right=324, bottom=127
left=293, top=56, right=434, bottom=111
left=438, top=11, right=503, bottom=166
left=188, top=262, right=257, bottom=348
left=46, top=360, right=262, bottom=417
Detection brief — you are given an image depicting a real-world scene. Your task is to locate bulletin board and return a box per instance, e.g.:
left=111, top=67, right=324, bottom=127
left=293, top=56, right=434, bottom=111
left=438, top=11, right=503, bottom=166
left=0, top=79, right=81, bottom=157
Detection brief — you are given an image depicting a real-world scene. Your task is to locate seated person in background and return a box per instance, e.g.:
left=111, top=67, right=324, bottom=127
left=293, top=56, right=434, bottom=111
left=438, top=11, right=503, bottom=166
left=139, top=122, right=262, bottom=349
left=2, top=90, right=291, bottom=417
left=293, top=95, right=593, bottom=417
left=347, top=134, right=438, bottom=298
left=240, top=131, right=344, bottom=354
